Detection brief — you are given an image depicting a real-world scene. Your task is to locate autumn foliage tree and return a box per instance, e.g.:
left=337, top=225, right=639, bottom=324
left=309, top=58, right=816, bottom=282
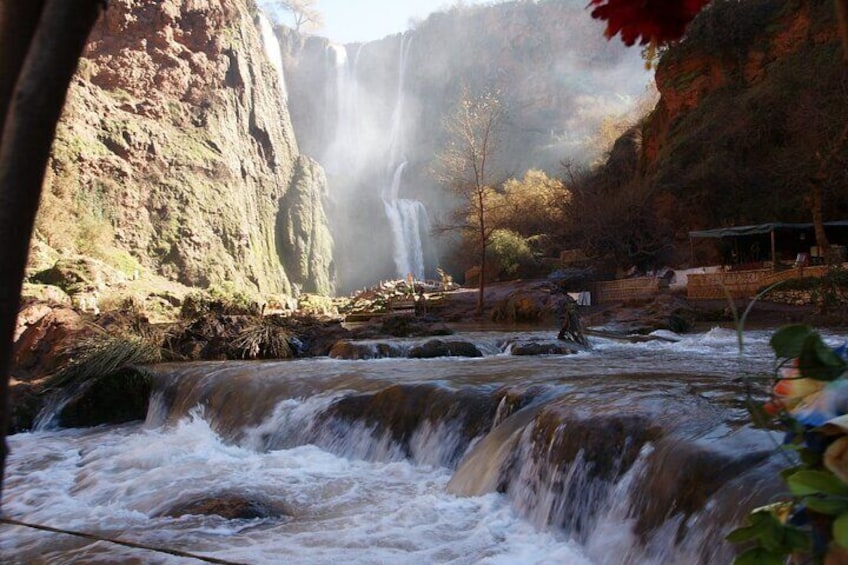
left=488, top=169, right=569, bottom=256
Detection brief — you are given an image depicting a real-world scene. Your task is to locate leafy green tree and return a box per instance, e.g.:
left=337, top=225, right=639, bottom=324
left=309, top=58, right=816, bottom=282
left=487, top=229, right=536, bottom=278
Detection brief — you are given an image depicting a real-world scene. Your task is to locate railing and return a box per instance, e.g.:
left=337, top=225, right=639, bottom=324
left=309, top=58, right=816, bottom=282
left=687, top=265, right=831, bottom=300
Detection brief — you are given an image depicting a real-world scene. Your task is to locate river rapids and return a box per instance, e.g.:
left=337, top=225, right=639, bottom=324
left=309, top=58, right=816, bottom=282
left=3, top=327, right=836, bottom=564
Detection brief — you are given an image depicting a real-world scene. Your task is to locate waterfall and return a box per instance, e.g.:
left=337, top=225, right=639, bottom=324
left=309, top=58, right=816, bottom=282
left=324, top=43, right=364, bottom=175
left=386, top=35, right=414, bottom=171
left=309, top=33, right=436, bottom=288
left=381, top=163, right=431, bottom=279
left=380, top=34, right=432, bottom=280
left=257, top=12, right=288, bottom=101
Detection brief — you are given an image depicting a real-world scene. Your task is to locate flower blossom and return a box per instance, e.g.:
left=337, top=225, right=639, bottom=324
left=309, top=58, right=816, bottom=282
left=588, top=0, right=711, bottom=46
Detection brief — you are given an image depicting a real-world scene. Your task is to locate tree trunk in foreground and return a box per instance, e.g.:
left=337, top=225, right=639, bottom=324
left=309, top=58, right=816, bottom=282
left=0, top=0, right=104, bottom=508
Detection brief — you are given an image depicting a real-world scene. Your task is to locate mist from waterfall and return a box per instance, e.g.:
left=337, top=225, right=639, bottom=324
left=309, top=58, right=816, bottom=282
left=279, top=1, right=653, bottom=292
left=257, top=12, right=288, bottom=101
left=321, top=34, right=434, bottom=284
left=381, top=35, right=432, bottom=280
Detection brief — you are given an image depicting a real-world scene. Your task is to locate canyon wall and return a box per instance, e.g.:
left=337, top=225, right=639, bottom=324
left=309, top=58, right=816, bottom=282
left=37, top=0, right=335, bottom=296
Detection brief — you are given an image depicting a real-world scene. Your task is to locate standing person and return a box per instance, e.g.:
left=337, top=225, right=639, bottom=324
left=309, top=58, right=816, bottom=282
left=415, top=289, right=428, bottom=316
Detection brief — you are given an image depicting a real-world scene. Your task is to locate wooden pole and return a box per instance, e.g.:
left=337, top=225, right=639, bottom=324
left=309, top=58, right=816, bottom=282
left=771, top=228, right=777, bottom=270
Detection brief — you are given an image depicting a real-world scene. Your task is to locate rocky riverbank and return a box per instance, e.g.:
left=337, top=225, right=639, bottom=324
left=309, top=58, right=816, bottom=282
left=12, top=274, right=844, bottom=434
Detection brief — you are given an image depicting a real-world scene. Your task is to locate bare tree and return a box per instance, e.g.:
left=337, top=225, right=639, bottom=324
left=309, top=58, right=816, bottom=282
left=259, top=0, right=324, bottom=33
left=0, top=0, right=106, bottom=505
left=436, top=88, right=505, bottom=315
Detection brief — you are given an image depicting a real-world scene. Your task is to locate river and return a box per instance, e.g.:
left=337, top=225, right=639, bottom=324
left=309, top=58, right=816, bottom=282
left=1, top=327, right=836, bottom=564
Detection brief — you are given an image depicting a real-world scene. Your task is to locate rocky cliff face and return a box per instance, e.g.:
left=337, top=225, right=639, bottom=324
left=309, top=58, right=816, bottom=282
left=627, top=0, right=848, bottom=233
left=37, top=0, right=335, bottom=296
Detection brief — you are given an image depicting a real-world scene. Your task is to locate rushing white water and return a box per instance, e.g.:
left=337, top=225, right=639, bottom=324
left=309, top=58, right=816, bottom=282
left=257, top=13, right=288, bottom=101
left=1, top=412, right=591, bottom=564
left=382, top=163, right=431, bottom=279
left=4, top=327, right=825, bottom=564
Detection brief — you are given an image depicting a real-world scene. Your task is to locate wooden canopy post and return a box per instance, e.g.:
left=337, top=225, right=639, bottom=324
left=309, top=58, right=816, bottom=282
left=770, top=227, right=777, bottom=270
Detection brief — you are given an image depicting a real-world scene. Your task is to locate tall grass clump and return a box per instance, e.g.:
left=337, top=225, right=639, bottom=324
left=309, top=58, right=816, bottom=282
left=45, top=333, right=162, bottom=391
left=232, top=316, right=293, bottom=360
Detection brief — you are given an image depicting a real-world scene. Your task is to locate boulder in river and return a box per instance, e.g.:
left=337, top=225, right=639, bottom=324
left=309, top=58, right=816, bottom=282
left=407, top=339, right=483, bottom=359
left=328, top=340, right=403, bottom=360
left=158, top=491, right=290, bottom=520
left=508, top=340, right=584, bottom=356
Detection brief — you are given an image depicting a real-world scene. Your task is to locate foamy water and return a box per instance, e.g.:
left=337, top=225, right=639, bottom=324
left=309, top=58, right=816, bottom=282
left=1, top=415, right=590, bottom=564
left=2, top=327, right=844, bottom=563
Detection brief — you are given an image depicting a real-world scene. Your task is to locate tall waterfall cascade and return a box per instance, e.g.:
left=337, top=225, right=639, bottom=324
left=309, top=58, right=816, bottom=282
left=320, top=35, right=435, bottom=284
left=381, top=35, right=432, bottom=280
left=257, top=13, right=288, bottom=101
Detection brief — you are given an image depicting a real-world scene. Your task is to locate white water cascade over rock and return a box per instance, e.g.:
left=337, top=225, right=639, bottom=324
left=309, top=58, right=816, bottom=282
left=380, top=35, right=432, bottom=280
left=5, top=329, right=792, bottom=563
left=257, top=12, right=288, bottom=101
left=382, top=163, right=430, bottom=279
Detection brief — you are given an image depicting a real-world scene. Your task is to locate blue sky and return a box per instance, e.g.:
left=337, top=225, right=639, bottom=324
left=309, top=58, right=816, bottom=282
left=305, top=0, right=483, bottom=43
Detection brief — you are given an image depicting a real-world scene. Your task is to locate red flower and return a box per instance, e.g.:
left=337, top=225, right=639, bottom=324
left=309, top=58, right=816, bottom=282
left=589, top=0, right=711, bottom=46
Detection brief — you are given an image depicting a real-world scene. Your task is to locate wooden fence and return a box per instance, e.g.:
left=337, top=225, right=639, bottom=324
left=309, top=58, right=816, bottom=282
left=686, top=265, right=831, bottom=300
left=589, top=277, right=661, bottom=303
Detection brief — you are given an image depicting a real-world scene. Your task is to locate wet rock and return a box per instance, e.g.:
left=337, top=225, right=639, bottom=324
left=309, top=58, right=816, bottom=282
left=328, top=340, right=402, bottom=360
left=158, top=492, right=290, bottom=520
left=585, top=294, right=695, bottom=335
left=492, top=408, right=663, bottom=538
left=373, top=315, right=453, bottom=338
left=508, top=340, right=583, bottom=356
left=13, top=307, right=86, bottom=380
left=287, top=317, right=350, bottom=357
left=8, top=381, right=42, bottom=433
left=323, top=384, right=499, bottom=465
left=277, top=156, right=336, bottom=296
left=407, top=339, right=483, bottom=359
left=630, top=438, right=774, bottom=542
left=56, top=368, right=152, bottom=428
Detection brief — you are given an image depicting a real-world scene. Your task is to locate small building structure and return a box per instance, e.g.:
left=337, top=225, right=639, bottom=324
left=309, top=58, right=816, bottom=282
left=686, top=221, right=848, bottom=299
left=688, top=222, right=848, bottom=268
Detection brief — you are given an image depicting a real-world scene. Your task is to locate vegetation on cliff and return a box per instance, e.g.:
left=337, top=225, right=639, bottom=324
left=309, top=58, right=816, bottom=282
left=35, top=0, right=335, bottom=299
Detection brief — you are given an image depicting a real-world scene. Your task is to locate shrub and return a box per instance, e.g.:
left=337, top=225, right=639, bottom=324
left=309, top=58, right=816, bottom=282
left=487, top=229, right=537, bottom=278
left=232, top=316, right=293, bottom=359
left=180, top=288, right=262, bottom=319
